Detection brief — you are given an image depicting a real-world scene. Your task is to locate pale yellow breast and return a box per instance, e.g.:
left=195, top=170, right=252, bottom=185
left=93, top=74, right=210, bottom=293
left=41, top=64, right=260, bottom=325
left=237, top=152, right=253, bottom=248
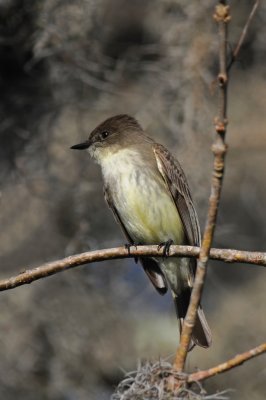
left=101, top=148, right=184, bottom=245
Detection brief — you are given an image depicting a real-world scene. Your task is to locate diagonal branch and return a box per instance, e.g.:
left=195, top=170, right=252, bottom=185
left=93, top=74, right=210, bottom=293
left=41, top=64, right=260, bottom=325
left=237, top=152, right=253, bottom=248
left=173, top=1, right=230, bottom=372
left=227, top=0, right=260, bottom=71
left=187, top=342, right=266, bottom=383
left=0, top=245, right=265, bottom=292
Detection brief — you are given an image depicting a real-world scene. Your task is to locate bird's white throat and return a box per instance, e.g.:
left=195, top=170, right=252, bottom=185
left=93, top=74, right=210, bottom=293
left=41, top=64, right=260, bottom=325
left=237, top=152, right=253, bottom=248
left=100, top=147, right=145, bottom=180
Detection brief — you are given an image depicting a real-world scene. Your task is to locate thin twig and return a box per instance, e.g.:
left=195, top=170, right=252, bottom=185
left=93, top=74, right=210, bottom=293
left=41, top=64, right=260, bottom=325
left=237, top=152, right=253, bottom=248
left=187, top=342, right=266, bottom=383
left=173, top=1, right=230, bottom=372
left=0, top=245, right=265, bottom=292
left=227, top=0, right=260, bottom=71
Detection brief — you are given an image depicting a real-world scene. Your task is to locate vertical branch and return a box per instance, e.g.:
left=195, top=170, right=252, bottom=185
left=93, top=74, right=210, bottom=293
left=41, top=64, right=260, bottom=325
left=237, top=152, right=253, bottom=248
left=173, top=2, right=230, bottom=372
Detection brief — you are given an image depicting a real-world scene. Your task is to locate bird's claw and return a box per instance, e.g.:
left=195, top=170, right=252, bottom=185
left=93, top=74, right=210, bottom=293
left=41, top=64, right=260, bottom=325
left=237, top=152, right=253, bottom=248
left=124, top=243, right=139, bottom=263
left=157, top=239, right=174, bottom=259
left=125, top=243, right=132, bottom=254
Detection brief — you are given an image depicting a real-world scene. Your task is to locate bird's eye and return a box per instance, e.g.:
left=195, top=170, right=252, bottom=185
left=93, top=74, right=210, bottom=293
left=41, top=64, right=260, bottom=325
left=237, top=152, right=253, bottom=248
left=100, top=131, right=109, bottom=140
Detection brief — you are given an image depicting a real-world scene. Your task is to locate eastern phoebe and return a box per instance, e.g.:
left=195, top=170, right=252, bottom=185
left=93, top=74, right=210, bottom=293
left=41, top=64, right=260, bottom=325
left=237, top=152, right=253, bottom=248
left=71, top=114, right=211, bottom=348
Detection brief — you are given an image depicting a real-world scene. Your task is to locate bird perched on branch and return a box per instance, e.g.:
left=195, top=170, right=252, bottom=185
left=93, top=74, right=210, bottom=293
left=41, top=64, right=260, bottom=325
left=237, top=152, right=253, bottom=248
left=71, top=114, right=211, bottom=349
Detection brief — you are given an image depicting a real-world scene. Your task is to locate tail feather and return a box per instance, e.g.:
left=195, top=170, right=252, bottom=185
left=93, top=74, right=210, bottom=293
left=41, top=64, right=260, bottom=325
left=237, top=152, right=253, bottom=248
left=173, top=290, right=212, bottom=349
left=192, top=306, right=212, bottom=348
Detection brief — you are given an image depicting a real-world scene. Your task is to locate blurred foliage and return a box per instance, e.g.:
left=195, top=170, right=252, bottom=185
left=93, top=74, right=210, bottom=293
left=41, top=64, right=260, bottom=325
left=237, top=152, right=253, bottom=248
left=0, top=1, right=265, bottom=399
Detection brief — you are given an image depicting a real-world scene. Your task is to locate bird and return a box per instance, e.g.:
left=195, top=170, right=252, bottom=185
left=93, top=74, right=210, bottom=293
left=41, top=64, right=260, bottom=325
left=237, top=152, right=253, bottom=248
left=71, top=114, right=211, bottom=349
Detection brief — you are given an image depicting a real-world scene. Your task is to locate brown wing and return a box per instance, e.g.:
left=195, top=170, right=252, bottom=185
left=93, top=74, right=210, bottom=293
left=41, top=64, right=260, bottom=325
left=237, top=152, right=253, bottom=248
left=104, top=185, right=168, bottom=295
left=153, top=143, right=201, bottom=248
left=153, top=145, right=212, bottom=347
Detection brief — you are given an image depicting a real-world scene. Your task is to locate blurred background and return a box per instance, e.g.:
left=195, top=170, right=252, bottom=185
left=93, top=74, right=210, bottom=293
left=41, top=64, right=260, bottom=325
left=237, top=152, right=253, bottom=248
left=0, top=1, right=265, bottom=399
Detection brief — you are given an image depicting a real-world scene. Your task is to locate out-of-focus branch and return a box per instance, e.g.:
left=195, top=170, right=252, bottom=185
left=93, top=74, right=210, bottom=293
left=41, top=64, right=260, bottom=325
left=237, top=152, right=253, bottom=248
left=0, top=245, right=266, bottom=292
left=227, top=0, right=260, bottom=71
left=173, top=1, right=231, bottom=372
left=187, top=342, right=266, bottom=383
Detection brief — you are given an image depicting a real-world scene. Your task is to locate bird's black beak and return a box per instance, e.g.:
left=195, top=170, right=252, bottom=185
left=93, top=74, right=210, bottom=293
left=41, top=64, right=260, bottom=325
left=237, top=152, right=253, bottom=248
left=70, top=140, right=90, bottom=150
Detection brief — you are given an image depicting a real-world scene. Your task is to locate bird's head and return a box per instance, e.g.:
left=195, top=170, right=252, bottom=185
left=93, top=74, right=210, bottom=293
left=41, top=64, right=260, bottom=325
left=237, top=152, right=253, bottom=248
left=71, top=114, right=144, bottom=163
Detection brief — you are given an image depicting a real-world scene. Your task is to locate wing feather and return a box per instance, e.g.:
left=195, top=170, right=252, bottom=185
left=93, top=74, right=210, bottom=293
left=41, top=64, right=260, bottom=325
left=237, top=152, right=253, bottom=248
left=153, top=143, right=201, bottom=247
left=153, top=144, right=212, bottom=347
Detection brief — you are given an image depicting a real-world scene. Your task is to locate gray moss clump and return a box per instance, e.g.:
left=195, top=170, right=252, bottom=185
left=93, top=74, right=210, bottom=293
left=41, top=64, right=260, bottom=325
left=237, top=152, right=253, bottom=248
left=112, top=360, right=231, bottom=400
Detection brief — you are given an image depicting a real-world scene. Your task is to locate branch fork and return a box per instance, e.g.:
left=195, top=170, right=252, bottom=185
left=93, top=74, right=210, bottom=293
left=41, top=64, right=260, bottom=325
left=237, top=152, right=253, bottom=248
left=172, top=0, right=261, bottom=378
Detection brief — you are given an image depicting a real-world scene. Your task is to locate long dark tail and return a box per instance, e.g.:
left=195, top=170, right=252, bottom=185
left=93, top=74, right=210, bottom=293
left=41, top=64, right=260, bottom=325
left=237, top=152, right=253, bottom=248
left=173, top=288, right=212, bottom=349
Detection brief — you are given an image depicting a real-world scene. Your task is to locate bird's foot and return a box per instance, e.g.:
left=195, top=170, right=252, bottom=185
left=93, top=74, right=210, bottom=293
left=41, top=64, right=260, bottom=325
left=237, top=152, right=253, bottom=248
left=124, top=242, right=139, bottom=263
left=157, top=239, right=174, bottom=259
